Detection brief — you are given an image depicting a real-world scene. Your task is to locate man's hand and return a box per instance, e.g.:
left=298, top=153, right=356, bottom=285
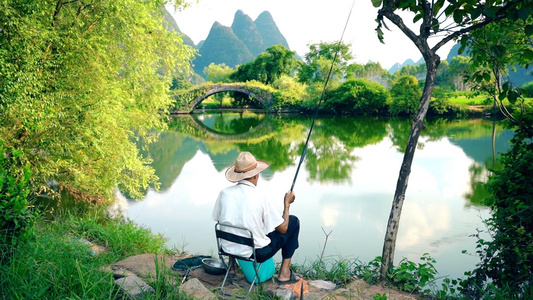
left=276, top=191, right=296, bottom=234
left=284, top=191, right=295, bottom=207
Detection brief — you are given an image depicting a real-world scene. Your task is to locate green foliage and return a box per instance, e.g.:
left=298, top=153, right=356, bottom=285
left=230, top=45, right=299, bottom=85
left=354, top=257, right=383, bottom=284
left=298, top=41, right=353, bottom=84
left=389, top=76, right=422, bottom=116
left=0, top=212, right=174, bottom=299
left=204, top=63, right=234, bottom=83
left=271, top=75, right=307, bottom=110
left=323, top=79, right=389, bottom=115
left=0, top=142, right=34, bottom=245
left=352, top=255, right=438, bottom=295
left=429, top=86, right=452, bottom=115
left=64, top=213, right=168, bottom=258
left=387, top=253, right=438, bottom=294
left=373, top=293, right=388, bottom=300
left=303, top=258, right=356, bottom=284
left=0, top=0, right=194, bottom=202
left=461, top=122, right=533, bottom=298
left=347, top=62, right=391, bottom=88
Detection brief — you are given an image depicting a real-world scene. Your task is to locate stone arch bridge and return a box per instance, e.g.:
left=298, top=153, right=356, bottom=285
left=174, top=83, right=275, bottom=113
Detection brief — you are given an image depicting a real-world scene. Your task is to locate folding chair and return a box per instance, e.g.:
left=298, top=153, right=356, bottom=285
left=215, top=222, right=263, bottom=298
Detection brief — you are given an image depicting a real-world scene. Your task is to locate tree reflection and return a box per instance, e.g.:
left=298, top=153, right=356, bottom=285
left=145, top=115, right=511, bottom=195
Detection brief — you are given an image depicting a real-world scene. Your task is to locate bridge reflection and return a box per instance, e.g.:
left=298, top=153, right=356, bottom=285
left=170, top=112, right=275, bottom=142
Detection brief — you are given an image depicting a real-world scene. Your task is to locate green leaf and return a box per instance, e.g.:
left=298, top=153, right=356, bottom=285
left=453, top=10, right=463, bottom=23
left=470, top=7, right=482, bottom=20
left=433, top=0, right=445, bottom=15
left=413, top=13, right=423, bottom=23
left=525, top=25, right=533, bottom=36
left=371, top=0, right=383, bottom=8
left=483, top=8, right=496, bottom=19
left=517, top=8, right=530, bottom=21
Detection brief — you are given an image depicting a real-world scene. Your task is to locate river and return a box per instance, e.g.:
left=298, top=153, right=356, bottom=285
left=123, top=112, right=513, bottom=282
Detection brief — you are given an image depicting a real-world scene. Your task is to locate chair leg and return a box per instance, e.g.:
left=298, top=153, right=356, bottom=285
left=220, top=257, right=235, bottom=296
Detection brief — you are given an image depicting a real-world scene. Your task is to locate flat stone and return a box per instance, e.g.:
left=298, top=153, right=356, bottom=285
left=115, top=275, right=154, bottom=299
left=309, top=279, right=337, bottom=290
left=112, top=267, right=137, bottom=279
left=112, top=253, right=179, bottom=279
left=179, top=278, right=217, bottom=300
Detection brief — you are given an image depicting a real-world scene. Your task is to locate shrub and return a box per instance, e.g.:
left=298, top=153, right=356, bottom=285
left=389, top=75, right=422, bottom=116
left=323, top=79, right=389, bottom=115
left=0, top=142, right=34, bottom=246
left=429, top=86, right=452, bottom=115
left=461, top=121, right=533, bottom=298
left=272, top=74, right=308, bottom=110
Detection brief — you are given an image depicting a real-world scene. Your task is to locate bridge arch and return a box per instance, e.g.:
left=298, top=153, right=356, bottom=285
left=177, top=84, right=275, bottom=113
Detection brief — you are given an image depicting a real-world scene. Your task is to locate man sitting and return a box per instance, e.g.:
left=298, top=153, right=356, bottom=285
left=212, top=151, right=301, bottom=283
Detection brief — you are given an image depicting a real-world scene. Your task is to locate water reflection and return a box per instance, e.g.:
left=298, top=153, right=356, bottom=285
left=127, top=113, right=511, bottom=280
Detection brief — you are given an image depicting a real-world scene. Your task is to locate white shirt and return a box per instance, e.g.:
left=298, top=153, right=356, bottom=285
left=212, top=180, right=284, bottom=258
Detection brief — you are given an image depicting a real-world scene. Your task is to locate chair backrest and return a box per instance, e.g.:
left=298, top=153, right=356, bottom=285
left=215, top=222, right=263, bottom=298
left=215, top=222, right=256, bottom=262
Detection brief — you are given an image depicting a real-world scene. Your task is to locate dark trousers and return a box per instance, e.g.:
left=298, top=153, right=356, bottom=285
left=255, top=215, right=300, bottom=263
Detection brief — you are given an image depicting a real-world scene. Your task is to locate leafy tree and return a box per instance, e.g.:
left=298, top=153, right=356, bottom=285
left=372, top=0, right=532, bottom=278
left=323, top=79, right=389, bottom=115
left=204, top=63, right=234, bottom=83
left=298, top=41, right=353, bottom=84
left=347, top=62, right=392, bottom=88
left=463, top=17, right=533, bottom=111
left=0, top=0, right=194, bottom=201
left=230, top=45, right=299, bottom=85
left=448, top=56, right=471, bottom=91
left=394, top=63, right=426, bottom=81
left=389, top=76, right=422, bottom=116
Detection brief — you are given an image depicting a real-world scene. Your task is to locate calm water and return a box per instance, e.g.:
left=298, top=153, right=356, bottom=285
left=123, top=113, right=513, bottom=281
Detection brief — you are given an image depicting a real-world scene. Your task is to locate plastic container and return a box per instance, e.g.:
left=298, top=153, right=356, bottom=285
left=237, top=257, right=275, bottom=283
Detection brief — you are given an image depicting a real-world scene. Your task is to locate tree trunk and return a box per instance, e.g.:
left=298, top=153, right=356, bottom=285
left=380, top=55, right=440, bottom=278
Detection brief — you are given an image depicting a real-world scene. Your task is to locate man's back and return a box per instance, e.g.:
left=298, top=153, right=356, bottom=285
left=212, top=180, right=283, bottom=257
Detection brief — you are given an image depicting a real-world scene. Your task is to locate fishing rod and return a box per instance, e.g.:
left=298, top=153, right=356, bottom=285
left=290, top=0, right=356, bottom=192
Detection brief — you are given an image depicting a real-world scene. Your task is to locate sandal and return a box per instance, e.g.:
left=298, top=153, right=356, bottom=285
left=275, top=269, right=301, bottom=285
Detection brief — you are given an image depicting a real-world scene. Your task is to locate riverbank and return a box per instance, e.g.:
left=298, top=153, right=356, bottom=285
left=0, top=212, right=435, bottom=299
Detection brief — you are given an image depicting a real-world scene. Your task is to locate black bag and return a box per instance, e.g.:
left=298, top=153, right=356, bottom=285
left=172, top=255, right=211, bottom=271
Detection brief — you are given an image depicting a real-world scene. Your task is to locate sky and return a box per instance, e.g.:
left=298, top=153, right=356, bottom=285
left=166, top=0, right=456, bottom=70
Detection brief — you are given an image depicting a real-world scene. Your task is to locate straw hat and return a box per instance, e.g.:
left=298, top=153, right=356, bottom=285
left=225, top=152, right=269, bottom=182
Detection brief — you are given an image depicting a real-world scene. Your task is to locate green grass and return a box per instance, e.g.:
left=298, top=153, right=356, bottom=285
left=0, top=211, right=191, bottom=299
left=3, top=208, right=528, bottom=299
left=448, top=95, right=492, bottom=105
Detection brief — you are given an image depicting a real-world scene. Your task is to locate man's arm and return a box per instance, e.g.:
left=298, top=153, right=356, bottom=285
left=275, top=191, right=295, bottom=234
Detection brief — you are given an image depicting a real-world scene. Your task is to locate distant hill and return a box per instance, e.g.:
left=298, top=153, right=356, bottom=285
left=193, top=21, right=254, bottom=76
left=182, top=10, right=291, bottom=78
left=231, top=10, right=265, bottom=56
left=254, top=11, right=290, bottom=50
left=446, top=43, right=532, bottom=87
left=161, top=7, right=196, bottom=49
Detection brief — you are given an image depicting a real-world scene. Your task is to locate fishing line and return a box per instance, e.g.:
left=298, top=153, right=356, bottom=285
left=290, top=0, right=356, bottom=192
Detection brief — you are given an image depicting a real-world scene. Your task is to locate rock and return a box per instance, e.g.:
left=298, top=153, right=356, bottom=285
left=115, top=275, right=154, bottom=299
left=112, top=267, right=138, bottom=279
left=71, top=237, right=106, bottom=255
left=273, top=288, right=294, bottom=299
left=179, top=278, right=217, bottom=300
left=111, top=253, right=179, bottom=279
left=309, top=279, right=337, bottom=290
